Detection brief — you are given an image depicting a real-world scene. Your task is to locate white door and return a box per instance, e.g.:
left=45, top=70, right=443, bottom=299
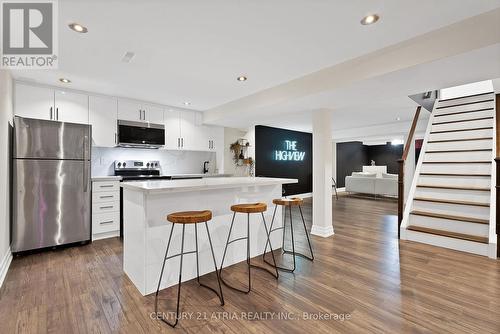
left=55, top=90, right=89, bottom=124
left=143, top=104, right=164, bottom=124
left=164, top=109, right=181, bottom=150
left=15, top=83, right=55, bottom=120
left=89, top=95, right=118, bottom=147
left=118, top=99, right=143, bottom=122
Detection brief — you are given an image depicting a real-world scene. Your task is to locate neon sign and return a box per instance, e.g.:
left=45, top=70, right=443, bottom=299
left=274, top=140, right=305, bottom=161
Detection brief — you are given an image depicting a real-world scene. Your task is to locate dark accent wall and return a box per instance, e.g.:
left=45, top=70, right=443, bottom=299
left=336, top=141, right=366, bottom=188
left=255, top=125, right=312, bottom=195
left=336, top=141, right=403, bottom=187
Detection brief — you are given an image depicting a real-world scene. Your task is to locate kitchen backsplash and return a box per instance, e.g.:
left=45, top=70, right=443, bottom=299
left=91, top=147, right=217, bottom=176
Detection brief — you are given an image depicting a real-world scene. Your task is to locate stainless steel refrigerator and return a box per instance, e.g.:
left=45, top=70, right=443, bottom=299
left=12, top=116, right=91, bottom=252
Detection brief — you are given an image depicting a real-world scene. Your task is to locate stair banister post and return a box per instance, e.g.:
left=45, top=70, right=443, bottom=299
left=397, top=159, right=404, bottom=238
left=398, top=106, right=422, bottom=238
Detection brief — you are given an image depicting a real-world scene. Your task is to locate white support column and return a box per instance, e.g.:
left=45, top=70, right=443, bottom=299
left=311, top=109, right=334, bottom=237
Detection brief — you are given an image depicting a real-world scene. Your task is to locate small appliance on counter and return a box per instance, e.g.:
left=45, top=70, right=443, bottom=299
left=12, top=116, right=91, bottom=253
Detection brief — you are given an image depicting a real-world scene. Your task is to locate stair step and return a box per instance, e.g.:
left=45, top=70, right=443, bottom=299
left=430, top=126, right=493, bottom=134
left=422, top=160, right=491, bottom=164
left=410, top=210, right=489, bottom=224
left=432, top=116, right=493, bottom=126
left=419, top=172, right=490, bottom=177
left=438, top=92, right=494, bottom=102
left=417, top=184, right=490, bottom=191
left=425, top=149, right=492, bottom=153
left=407, top=226, right=488, bottom=244
left=436, top=99, right=494, bottom=109
left=413, top=197, right=490, bottom=207
left=427, top=137, right=493, bottom=143
left=433, top=107, right=494, bottom=118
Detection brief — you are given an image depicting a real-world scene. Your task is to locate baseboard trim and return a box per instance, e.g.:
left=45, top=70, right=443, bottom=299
left=0, top=247, right=13, bottom=288
left=92, top=230, right=120, bottom=241
left=291, top=192, right=312, bottom=198
left=311, top=225, right=334, bottom=238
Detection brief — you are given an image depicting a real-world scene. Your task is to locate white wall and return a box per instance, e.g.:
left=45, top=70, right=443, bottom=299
left=223, top=127, right=245, bottom=175
left=0, top=70, right=13, bottom=286
left=92, top=147, right=216, bottom=176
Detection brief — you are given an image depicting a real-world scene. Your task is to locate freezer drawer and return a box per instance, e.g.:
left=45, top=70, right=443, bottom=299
left=12, top=159, right=91, bottom=252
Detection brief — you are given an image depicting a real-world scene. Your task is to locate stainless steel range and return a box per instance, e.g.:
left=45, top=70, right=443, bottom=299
left=114, top=160, right=171, bottom=180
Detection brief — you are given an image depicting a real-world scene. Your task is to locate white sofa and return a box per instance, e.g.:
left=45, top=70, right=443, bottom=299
left=345, top=172, right=397, bottom=197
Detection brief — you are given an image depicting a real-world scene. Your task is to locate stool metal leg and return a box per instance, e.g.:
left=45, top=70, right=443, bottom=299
left=219, top=212, right=251, bottom=293
left=264, top=205, right=296, bottom=272
left=193, top=222, right=225, bottom=305
left=204, top=222, right=225, bottom=305
left=253, top=212, right=279, bottom=278
left=283, top=205, right=314, bottom=261
left=154, top=223, right=185, bottom=328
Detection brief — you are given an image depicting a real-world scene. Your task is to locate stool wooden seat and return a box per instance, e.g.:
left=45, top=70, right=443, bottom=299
left=167, top=210, right=212, bottom=224
left=272, top=198, right=303, bottom=206
left=230, top=203, right=267, bottom=213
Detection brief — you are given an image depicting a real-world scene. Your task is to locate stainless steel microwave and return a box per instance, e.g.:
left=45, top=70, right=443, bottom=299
left=117, top=120, right=165, bottom=148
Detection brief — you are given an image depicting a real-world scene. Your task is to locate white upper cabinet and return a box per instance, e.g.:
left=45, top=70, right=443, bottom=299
left=143, top=103, right=164, bottom=124
left=15, top=83, right=55, bottom=120
left=89, top=95, right=118, bottom=147
left=118, top=99, right=143, bottom=122
left=15, top=83, right=88, bottom=124
left=179, top=110, right=200, bottom=151
left=118, top=99, right=164, bottom=123
left=164, top=109, right=181, bottom=150
left=55, top=90, right=89, bottom=124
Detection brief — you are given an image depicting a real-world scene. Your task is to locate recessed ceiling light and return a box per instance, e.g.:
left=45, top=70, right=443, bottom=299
left=121, top=51, right=135, bottom=63
left=184, top=102, right=191, bottom=106
left=360, top=14, right=380, bottom=25
left=68, top=23, right=88, bottom=33
left=59, top=78, right=71, bottom=83
left=396, top=117, right=401, bottom=121
left=237, top=76, right=247, bottom=82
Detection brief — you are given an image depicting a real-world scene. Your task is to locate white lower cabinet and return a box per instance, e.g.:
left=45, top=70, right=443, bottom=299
left=92, top=180, right=120, bottom=240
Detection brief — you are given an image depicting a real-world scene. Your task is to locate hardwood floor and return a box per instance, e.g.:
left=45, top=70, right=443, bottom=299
left=1, top=194, right=499, bottom=333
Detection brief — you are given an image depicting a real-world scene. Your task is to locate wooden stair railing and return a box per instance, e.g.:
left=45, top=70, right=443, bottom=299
left=496, top=94, right=500, bottom=257
left=398, top=106, right=421, bottom=238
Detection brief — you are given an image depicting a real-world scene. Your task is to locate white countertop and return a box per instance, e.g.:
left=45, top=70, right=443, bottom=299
left=92, top=176, right=122, bottom=181
left=120, top=177, right=298, bottom=194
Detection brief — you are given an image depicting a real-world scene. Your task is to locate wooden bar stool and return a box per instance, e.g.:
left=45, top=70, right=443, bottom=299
left=218, top=203, right=278, bottom=294
left=263, top=198, right=314, bottom=273
left=154, top=210, right=224, bottom=328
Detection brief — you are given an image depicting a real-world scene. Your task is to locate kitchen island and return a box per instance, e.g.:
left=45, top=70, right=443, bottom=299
left=121, top=177, right=298, bottom=295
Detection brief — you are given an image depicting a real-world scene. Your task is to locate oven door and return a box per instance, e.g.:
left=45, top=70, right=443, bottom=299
left=117, top=120, right=165, bottom=148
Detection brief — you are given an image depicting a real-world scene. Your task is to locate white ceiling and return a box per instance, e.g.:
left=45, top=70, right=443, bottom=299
left=11, top=0, right=500, bottom=116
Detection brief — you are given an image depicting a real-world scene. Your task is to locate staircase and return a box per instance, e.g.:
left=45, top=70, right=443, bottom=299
left=402, top=91, right=496, bottom=257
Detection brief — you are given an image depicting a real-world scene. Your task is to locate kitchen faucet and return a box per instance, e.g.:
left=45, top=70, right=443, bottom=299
left=203, top=161, right=210, bottom=174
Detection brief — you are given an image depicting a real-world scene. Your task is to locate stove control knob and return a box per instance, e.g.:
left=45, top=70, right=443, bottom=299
left=117, top=162, right=122, bottom=167
left=155, top=162, right=158, bottom=167
left=146, top=162, right=150, bottom=167
left=123, top=162, right=126, bottom=168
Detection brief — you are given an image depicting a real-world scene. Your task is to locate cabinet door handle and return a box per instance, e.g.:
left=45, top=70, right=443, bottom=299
left=99, top=205, right=114, bottom=209
left=56, top=108, right=59, bottom=121
left=50, top=107, right=53, bottom=120
left=100, top=220, right=115, bottom=225
left=114, top=133, right=117, bottom=144
left=100, top=195, right=114, bottom=199
left=139, top=110, right=142, bottom=120
left=143, top=110, right=146, bottom=121
left=177, top=138, right=180, bottom=148
left=181, top=138, right=184, bottom=148
left=100, top=184, right=114, bottom=188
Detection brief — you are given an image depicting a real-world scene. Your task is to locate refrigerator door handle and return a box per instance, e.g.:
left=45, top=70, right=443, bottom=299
left=83, top=135, right=89, bottom=192
left=50, top=107, right=53, bottom=120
